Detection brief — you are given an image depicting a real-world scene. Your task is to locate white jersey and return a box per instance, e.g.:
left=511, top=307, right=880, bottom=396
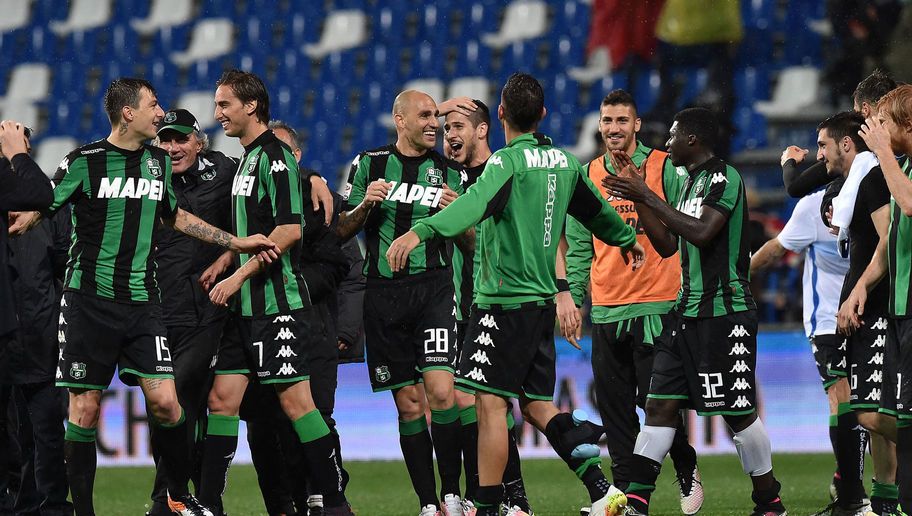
left=777, top=190, right=850, bottom=337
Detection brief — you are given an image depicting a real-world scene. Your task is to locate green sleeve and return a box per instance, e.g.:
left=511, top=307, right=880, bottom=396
left=161, top=155, right=178, bottom=218
left=48, top=154, right=86, bottom=215
left=413, top=150, right=514, bottom=241
left=701, top=164, right=743, bottom=217
left=567, top=169, right=637, bottom=249
left=261, top=146, right=304, bottom=225
left=343, top=154, right=368, bottom=209
left=565, top=215, right=593, bottom=306
left=661, top=159, right=686, bottom=208
left=447, top=166, right=464, bottom=194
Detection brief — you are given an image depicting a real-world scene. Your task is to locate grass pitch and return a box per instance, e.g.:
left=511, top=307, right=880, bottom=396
left=100, top=453, right=843, bottom=515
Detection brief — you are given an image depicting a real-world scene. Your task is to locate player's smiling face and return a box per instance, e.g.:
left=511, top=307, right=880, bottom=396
left=444, top=112, right=477, bottom=165
left=158, top=131, right=202, bottom=174
left=131, top=88, right=164, bottom=140
left=214, top=85, right=252, bottom=138
left=816, top=128, right=846, bottom=175
left=599, top=103, right=640, bottom=154
left=401, top=94, right=439, bottom=151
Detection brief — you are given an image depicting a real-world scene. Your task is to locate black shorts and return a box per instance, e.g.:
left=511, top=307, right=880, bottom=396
left=591, top=313, right=670, bottom=409
left=454, top=319, right=475, bottom=395
left=364, top=271, right=457, bottom=392
left=56, top=291, right=173, bottom=389
left=215, top=308, right=319, bottom=384
left=847, top=315, right=888, bottom=411
left=649, top=311, right=758, bottom=417
left=880, top=317, right=912, bottom=420
left=455, top=301, right=556, bottom=400
left=811, top=333, right=848, bottom=390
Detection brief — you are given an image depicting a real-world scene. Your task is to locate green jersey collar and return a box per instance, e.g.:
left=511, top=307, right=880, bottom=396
left=506, top=132, right=553, bottom=148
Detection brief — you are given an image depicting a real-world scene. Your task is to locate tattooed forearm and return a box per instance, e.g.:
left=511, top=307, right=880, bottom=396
left=174, top=209, right=234, bottom=249
left=335, top=203, right=372, bottom=241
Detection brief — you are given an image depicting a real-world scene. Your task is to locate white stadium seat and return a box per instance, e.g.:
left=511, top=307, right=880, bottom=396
left=754, top=66, right=822, bottom=118
left=568, top=46, right=611, bottom=85
left=49, top=0, right=112, bottom=35
left=131, top=0, right=194, bottom=35
left=0, top=0, right=31, bottom=33
left=482, top=0, right=548, bottom=49
left=174, top=91, right=217, bottom=130
left=35, top=136, right=78, bottom=179
left=0, top=63, right=50, bottom=107
left=211, top=130, right=244, bottom=158
left=303, top=9, right=368, bottom=59
left=565, top=111, right=601, bottom=163
left=171, top=18, right=234, bottom=66
left=0, top=103, right=41, bottom=133
left=448, top=77, right=493, bottom=108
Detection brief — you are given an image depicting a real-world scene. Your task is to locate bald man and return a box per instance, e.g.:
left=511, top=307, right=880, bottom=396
left=337, top=90, right=472, bottom=515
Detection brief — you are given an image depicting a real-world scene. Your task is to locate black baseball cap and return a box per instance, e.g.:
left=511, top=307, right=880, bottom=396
left=157, top=109, right=201, bottom=136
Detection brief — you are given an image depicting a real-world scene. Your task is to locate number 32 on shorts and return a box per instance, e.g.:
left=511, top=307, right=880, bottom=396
left=424, top=328, right=449, bottom=354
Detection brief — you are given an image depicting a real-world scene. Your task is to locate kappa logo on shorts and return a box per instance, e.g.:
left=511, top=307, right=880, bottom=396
left=273, top=315, right=294, bottom=323
left=69, top=362, right=87, bottom=380
left=837, top=356, right=847, bottom=369
left=873, top=335, right=886, bottom=348
left=732, top=378, right=751, bottom=390
left=871, top=318, right=888, bottom=330
left=470, top=349, right=492, bottom=366
left=277, top=362, right=297, bottom=375
left=58, top=330, right=65, bottom=345
left=55, top=368, right=63, bottom=380
left=474, top=331, right=495, bottom=347
left=729, top=343, right=750, bottom=355
left=868, top=352, right=884, bottom=366
left=478, top=314, right=500, bottom=329
left=275, top=327, right=295, bottom=340
left=732, top=395, right=752, bottom=408
left=865, top=388, right=881, bottom=401
left=867, top=370, right=883, bottom=383
left=728, top=325, right=751, bottom=338
left=729, top=360, right=751, bottom=373
left=276, top=345, right=298, bottom=358
left=375, top=366, right=390, bottom=383
left=464, top=367, right=488, bottom=383
left=838, top=339, right=847, bottom=351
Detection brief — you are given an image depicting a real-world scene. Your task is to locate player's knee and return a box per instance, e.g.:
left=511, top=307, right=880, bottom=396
left=394, top=388, right=426, bottom=420
left=643, top=398, right=678, bottom=426
left=147, top=392, right=182, bottom=424
left=69, top=393, right=101, bottom=428
left=424, top=382, right=454, bottom=409
left=856, top=411, right=886, bottom=435
left=208, top=388, right=238, bottom=416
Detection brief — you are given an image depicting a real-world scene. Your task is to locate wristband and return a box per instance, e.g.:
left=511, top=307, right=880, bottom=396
left=556, top=279, right=570, bottom=292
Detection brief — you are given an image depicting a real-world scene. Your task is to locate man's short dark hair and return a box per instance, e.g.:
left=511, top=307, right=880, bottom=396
left=217, top=69, right=270, bottom=124
left=817, top=111, right=868, bottom=152
left=501, top=73, right=544, bottom=133
left=268, top=120, right=300, bottom=149
left=853, top=69, right=897, bottom=108
left=601, top=89, right=638, bottom=116
left=103, top=77, right=156, bottom=126
left=468, top=100, right=491, bottom=141
left=673, top=108, right=718, bottom=150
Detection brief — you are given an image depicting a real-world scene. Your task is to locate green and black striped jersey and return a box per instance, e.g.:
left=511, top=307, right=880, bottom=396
left=343, top=145, right=463, bottom=279
left=231, top=130, right=308, bottom=317
left=888, top=157, right=912, bottom=318
left=412, top=133, right=637, bottom=305
left=452, top=161, right=485, bottom=320
left=674, top=157, right=755, bottom=318
left=48, top=139, right=178, bottom=303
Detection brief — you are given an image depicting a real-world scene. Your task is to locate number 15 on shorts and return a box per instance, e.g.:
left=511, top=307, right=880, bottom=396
left=424, top=328, right=449, bottom=355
